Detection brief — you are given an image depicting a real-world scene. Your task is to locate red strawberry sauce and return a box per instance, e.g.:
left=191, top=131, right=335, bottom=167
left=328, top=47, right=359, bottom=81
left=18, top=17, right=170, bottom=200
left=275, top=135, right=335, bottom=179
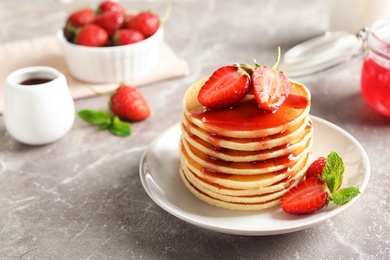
left=190, top=93, right=309, bottom=133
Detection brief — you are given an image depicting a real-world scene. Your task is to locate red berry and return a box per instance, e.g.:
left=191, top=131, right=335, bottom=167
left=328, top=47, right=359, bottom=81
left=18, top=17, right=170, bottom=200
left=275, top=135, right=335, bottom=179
left=66, top=8, right=95, bottom=27
left=94, top=11, right=125, bottom=37
left=306, top=157, right=327, bottom=179
left=110, top=85, right=151, bottom=121
left=75, top=24, right=108, bottom=47
left=97, top=0, right=127, bottom=14
left=113, top=29, right=145, bottom=45
left=251, top=66, right=292, bottom=111
left=280, top=177, right=329, bottom=215
left=197, top=65, right=250, bottom=109
left=127, top=11, right=160, bottom=38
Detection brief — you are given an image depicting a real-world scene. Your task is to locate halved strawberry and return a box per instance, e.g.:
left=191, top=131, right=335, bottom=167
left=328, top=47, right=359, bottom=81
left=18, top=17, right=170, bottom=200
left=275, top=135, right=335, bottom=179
left=251, top=48, right=292, bottom=111
left=197, top=65, right=250, bottom=109
left=306, top=157, right=327, bottom=179
left=280, top=177, right=328, bottom=215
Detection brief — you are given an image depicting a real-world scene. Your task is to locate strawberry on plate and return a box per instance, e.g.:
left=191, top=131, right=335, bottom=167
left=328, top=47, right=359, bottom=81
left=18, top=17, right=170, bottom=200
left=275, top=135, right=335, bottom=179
left=74, top=24, right=109, bottom=47
left=306, top=157, right=327, bottom=179
left=280, top=151, right=360, bottom=215
left=251, top=47, right=292, bottom=112
left=110, top=85, right=151, bottom=121
left=280, top=177, right=328, bottom=215
left=112, top=29, right=145, bottom=45
left=197, top=65, right=250, bottom=109
left=127, top=11, right=160, bottom=38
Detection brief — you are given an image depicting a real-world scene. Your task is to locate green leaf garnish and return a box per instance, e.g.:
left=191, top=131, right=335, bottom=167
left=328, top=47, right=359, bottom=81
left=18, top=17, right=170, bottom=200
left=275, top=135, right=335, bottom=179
left=321, top=151, right=345, bottom=193
left=77, top=109, right=131, bottom=137
left=331, top=187, right=361, bottom=205
left=320, top=151, right=361, bottom=207
left=78, top=110, right=112, bottom=125
left=108, top=116, right=131, bottom=136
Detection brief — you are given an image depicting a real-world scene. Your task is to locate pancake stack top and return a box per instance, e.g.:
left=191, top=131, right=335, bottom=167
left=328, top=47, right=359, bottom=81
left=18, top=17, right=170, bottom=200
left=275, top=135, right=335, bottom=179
left=179, top=63, right=313, bottom=211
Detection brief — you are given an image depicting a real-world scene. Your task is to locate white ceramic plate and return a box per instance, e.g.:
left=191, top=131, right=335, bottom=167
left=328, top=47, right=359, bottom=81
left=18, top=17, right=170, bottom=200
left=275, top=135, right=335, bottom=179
left=139, top=116, right=370, bottom=236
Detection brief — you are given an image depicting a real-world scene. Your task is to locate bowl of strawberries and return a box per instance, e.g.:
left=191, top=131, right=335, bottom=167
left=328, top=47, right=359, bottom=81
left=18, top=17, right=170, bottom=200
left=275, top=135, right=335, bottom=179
left=57, top=0, right=164, bottom=83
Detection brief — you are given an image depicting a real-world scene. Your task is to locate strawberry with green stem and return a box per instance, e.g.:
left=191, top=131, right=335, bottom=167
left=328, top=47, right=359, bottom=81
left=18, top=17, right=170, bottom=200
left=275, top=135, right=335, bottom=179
left=280, top=151, right=360, bottom=215
left=251, top=47, right=292, bottom=111
left=78, top=84, right=151, bottom=137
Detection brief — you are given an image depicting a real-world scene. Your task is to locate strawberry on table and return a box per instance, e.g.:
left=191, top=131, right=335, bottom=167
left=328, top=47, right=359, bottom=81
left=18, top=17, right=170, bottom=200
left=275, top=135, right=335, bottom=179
left=127, top=11, right=160, bottom=38
left=94, top=11, right=125, bottom=37
left=113, top=29, right=145, bottom=45
left=197, top=65, right=250, bottom=109
left=280, top=151, right=361, bottom=215
left=251, top=47, right=292, bottom=112
left=110, top=85, right=151, bottom=121
left=74, top=24, right=109, bottom=47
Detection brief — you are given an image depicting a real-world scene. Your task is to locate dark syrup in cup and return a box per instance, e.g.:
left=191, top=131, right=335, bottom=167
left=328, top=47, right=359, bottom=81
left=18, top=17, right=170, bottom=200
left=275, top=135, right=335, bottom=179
left=20, top=78, right=53, bottom=85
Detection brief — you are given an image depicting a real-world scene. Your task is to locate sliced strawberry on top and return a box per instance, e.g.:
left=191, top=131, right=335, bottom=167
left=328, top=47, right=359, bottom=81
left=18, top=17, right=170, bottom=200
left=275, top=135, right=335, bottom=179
left=251, top=47, right=292, bottom=112
left=197, top=65, right=250, bottom=109
left=280, top=177, right=329, bottom=215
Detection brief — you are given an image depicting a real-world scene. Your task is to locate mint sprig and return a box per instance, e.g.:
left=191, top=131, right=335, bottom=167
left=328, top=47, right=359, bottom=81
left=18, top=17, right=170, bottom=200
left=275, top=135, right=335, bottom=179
left=320, top=151, right=360, bottom=206
left=78, top=110, right=131, bottom=137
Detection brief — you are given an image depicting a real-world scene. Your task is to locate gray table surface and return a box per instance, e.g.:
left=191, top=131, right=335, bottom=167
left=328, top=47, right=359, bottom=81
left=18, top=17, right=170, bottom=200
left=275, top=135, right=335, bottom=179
left=0, top=0, right=389, bottom=259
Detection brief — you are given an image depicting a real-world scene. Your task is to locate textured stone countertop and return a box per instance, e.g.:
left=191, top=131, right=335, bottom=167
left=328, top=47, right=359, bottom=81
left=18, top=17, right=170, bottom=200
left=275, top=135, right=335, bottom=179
left=0, top=0, right=389, bottom=259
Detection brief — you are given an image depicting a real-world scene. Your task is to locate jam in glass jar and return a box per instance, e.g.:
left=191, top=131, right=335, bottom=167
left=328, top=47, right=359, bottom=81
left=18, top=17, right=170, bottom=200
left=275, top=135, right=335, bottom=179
left=361, top=18, right=390, bottom=117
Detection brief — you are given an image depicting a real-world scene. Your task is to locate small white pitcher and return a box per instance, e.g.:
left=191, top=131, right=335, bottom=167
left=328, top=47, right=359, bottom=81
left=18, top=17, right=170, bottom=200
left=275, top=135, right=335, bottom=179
left=3, top=66, right=75, bottom=145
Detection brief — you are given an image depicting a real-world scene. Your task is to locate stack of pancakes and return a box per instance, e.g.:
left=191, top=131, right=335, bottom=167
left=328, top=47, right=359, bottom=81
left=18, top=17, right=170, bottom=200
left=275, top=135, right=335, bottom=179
left=179, top=78, right=313, bottom=211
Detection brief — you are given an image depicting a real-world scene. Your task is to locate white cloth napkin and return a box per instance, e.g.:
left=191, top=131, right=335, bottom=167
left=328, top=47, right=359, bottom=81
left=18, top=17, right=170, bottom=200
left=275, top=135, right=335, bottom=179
left=0, top=34, right=189, bottom=114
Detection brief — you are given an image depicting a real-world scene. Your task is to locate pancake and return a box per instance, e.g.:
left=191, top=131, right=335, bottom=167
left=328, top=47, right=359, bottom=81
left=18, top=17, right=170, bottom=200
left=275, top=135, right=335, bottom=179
left=181, top=118, right=313, bottom=161
left=178, top=76, right=313, bottom=211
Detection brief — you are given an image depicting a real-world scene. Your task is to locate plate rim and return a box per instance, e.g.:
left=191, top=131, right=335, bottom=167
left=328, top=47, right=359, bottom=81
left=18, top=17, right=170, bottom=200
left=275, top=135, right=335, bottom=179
left=139, top=115, right=370, bottom=236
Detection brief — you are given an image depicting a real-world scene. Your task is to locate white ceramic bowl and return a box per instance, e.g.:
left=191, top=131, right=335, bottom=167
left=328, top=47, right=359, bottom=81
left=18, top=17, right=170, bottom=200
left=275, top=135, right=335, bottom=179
left=57, top=27, right=164, bottom=83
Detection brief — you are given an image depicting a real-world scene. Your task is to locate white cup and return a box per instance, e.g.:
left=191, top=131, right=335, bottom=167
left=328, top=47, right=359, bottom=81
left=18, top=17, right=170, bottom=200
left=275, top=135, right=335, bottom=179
left=328, top=0, right=390, bottom=34
left=3, top=66, right=75, bottom=145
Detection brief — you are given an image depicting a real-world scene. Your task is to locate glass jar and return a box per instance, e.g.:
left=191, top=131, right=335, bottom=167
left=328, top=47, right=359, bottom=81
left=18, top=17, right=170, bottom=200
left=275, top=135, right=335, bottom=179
left=361, top=18, right=390, bottom=117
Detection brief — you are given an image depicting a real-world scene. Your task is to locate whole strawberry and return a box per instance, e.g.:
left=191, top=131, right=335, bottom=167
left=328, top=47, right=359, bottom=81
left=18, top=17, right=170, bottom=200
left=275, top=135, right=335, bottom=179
left=306, top=157, right=327, bottom=179
left=97, top=0, right=127, bottom=14
left=94, top=11, right=125, bottom=37
left=113, top=29, right=145, bottom=45
left=75, top=24, right=109, bottom=47
left=127, top=11, right=160, bottom=38
left=66, top=7, right=95, bottom=27
left=110, top=85, right=151, bottom=121
left=64, top=8, right=95, bottom=42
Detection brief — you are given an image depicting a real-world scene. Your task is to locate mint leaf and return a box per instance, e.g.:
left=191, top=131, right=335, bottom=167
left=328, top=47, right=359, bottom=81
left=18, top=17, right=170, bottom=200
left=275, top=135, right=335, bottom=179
left=108, top=116, right=131, bottom=136
left=331, top=187, right=360, bottom=205
left=321, top=151, right=344, bottom=193
left=78, top=110, right=112, bottom=125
